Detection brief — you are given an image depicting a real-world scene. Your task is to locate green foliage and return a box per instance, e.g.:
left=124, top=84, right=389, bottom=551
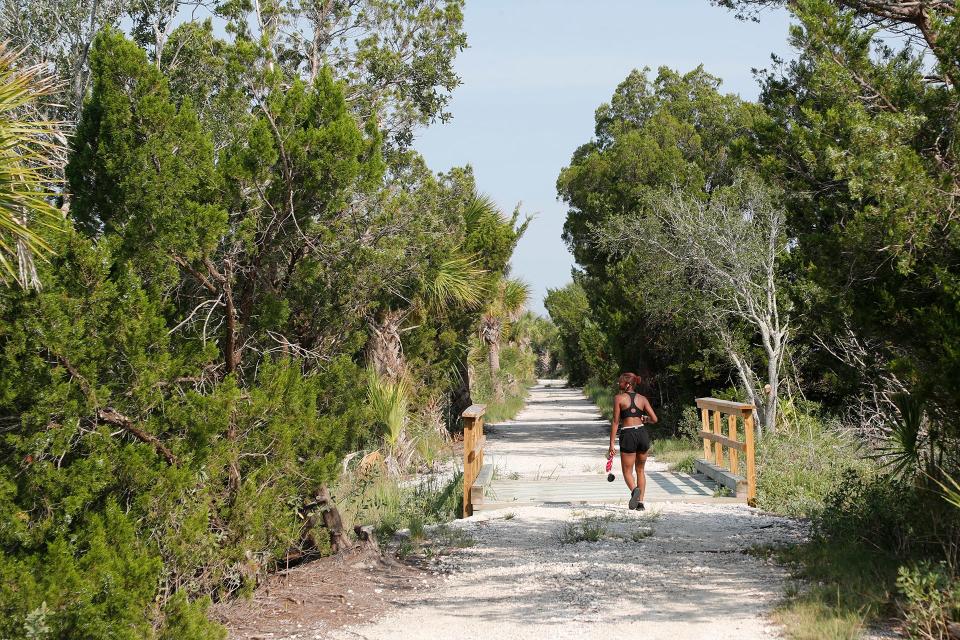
left=333, top=470, right=464, bottom=541
left=649, top=438, right=699, bottom=473
left=897, top=562, right=960, bottom=640
left=555, top=515, right=610, bottom=544
left=763, top=541, right=895, bottom=640
left=755, top=404, right=869, bottom=518
left=0, top=12, right=501, bottom=637
left=367, top=370, right=411, bottom=450
left=748, top=0, right=960, bottom=438
left=471, top=342, right=535, bottom=423
left=555, top=65, right=751, bottom=398
left=545, top=283, right=614, bottom=386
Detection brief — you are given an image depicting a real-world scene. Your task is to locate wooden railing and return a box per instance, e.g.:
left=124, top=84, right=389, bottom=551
left=695, top=398, right=756, bottom=503
left=462, top=404, right=488, bottom=517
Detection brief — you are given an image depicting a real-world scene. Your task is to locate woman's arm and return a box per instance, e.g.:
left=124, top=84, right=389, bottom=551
left=641, top=396, right=658, bottom=424
left=609, top=396, right=620, bottom=458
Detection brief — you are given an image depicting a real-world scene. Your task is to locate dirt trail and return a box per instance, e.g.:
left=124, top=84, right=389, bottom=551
left=326, top=381, right=805, bottom=640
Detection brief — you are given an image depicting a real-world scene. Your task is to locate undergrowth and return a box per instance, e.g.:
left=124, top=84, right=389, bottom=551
left=752, top=541, right=897, bottom=640
left=333, top=470, right=464, bottom=543
left=471, top=343, right=536, bottom=424
left=753, top=402, right=960, bottom=640
left=556, top=516, right=611, bottom=544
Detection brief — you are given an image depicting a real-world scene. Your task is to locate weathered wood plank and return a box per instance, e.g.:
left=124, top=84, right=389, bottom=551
left=694, top=458, right=748, bottom=497
left=744, top=412, right=757, bottom=504
left=699, top=431, right=746, bottom=452
left=696, top=397, right=754, bottom=414
left=462, top=404, right=487, bottom=419
left=701, top=407, right=711, bottom=460
left=713, top=409, right=723, bottom=467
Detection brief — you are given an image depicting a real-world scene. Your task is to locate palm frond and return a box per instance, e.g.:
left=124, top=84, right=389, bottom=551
left=0, top=41, right=66, bottom=289
left=366, top=368, right=410, bottom=449
left=872, top=393, right=925, bottom=477
left=501, top=278, right=531, bottom=318
left=426, top=254, right=487, bottom=311
left=933, top=471, right=960, bottom=511
left=463, top=192, right=501, bottom=230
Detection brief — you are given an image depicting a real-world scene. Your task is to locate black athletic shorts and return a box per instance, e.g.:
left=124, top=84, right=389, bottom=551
left=618, top=426, right=651, bottom=454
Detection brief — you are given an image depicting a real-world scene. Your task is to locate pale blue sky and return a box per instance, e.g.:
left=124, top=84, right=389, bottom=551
left=414, top=0, right=794, bottom=314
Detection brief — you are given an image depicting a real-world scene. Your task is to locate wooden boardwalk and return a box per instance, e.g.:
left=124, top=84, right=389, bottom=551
left=474, top=381, right=735, bottom=511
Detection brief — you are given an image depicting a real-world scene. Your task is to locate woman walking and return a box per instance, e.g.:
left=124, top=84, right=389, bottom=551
left=608, top=372, right=658, bottom=510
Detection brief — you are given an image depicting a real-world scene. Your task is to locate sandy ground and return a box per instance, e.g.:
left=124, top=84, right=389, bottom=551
left=322, top=382, right=807, bottom=640
left=326, top=502, right=804, bottom=640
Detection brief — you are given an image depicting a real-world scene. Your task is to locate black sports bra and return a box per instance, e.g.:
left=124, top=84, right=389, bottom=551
left=622, top=392, right=645, bottom=419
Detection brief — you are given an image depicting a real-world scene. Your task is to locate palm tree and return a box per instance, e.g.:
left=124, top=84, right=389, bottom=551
left=366, top=252, right=485, bottom=381
left=479, top=277, right=531, bottom=398
left=365, top=251, right=486, bottom=473
left=0, top=42, right=66, bottom=289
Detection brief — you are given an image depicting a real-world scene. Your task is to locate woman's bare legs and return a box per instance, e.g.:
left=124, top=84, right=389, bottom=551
left=635, top=451, right=648, bottom=502
left=620, top=452, right=637, bottom=491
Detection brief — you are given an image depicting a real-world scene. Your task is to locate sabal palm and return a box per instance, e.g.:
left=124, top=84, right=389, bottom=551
left=0, top=42, right=65, bottom=289
left=480, top=277, right=531, bottom=389
left=367, top=252, right=486, bottom=380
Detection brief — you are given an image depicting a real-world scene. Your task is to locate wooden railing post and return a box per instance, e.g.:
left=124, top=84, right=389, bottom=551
left=743, top=410, right=756, bottom=504
left=462, top=404, right=486, bottom=517
left=713, top=409, right=723, bottom=468
left=727, top=414, right=739, bottom=475
left=701, top=407, right=711, bottom=460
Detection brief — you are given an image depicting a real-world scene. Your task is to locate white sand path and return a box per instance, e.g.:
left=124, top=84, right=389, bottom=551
left=327, top=382, right=807, bottom=640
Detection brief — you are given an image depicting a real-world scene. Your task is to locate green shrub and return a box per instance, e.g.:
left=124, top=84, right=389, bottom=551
left=471, top=342, right=535, bottom=423
left=896, top=562, right=960, bottom=640
left=814, top=470, right=922, bottom=553
left=756, top=406, right=869, bottom=518
left=763, top=540, right=898, bottom=640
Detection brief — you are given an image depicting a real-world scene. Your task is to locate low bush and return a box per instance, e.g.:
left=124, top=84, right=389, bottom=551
left=762, top=541, right=898, bottom=640
left=897, top=562, right=960, bottom=640
left=756, top=403, right=869, bottom=518
left=761, top=403, right=960, bottom=640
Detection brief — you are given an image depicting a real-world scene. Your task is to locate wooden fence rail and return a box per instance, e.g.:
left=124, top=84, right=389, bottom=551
left=695, top=398, right=756, bottom=503
left=462, top=404, right=489, bottom=517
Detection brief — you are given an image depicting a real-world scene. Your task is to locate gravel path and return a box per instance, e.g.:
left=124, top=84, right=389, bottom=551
left=329, top=382, right=805, bottom=640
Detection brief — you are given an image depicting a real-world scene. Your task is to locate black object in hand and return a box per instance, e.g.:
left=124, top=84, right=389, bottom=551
left=607, top=473, right=615, bottom=482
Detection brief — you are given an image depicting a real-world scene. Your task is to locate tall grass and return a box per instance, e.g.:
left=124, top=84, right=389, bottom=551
left=649, top=438, right=699, bottom=473
left=755, top=406, right=869, bottom=519
left=333, top=468, right=464, bottom=541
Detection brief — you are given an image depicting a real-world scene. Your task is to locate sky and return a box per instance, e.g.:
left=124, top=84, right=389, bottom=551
left=414, top=0, right=795, bottom=314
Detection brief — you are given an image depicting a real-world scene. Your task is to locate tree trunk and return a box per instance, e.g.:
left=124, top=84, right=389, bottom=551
left=487, top=339, right=501, bottom=377
left=367, top=309, right=406, bottom=380
left=765, top=345, right=782, bottom=433
left=316, top=486, right=350, bottom=554
left=449, top=357, right=472, bottom=432
left=488, top=339, right=503, bottom=401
